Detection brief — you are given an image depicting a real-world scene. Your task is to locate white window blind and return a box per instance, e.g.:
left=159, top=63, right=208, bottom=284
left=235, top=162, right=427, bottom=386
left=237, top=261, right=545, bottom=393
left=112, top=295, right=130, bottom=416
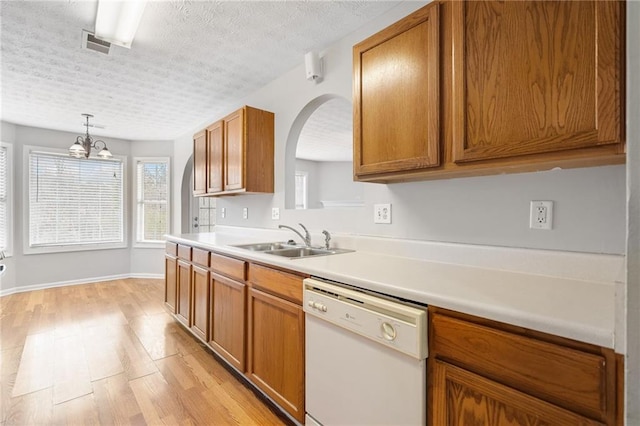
left=136, top=158, right=169, bottom=243
left=28, top=151, right=124, bottom=248
left=0, top=145, right=8, bottom=252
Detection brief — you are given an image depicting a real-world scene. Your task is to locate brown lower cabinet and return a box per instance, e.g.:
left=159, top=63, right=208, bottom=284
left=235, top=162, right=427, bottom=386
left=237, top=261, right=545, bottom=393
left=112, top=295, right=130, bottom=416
left=246, top=287, right=305, bottom=423
left=163, top=243, right=306, bottom=424
left=175, top=259, right=192, bottom=327
left=209, top=272, right=246, bottom=372
left=191, top=264, right=210, bottom=342
left=429, top=307, right=622, bottom=425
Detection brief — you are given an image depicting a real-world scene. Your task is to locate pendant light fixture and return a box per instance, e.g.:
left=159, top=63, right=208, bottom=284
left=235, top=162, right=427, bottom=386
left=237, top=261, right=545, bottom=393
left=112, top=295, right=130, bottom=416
left=69, top=114, right=112, bottom=159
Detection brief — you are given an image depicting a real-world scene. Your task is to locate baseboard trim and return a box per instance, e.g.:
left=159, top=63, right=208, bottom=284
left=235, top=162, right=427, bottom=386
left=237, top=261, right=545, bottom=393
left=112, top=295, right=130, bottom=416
left=0, top=273, right=164, bottom=297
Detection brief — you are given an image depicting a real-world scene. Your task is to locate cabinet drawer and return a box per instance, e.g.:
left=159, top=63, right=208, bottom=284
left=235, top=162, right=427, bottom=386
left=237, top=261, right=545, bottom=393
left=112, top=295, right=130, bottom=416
left=166, top=242, right=178, bottom=256
left=210, top=253, right=246, bottom=281
left=248, top=263, right=303, bottom=305
left=177, top=244, right=192, bottom=260
left=192, top=247, right=210, bottom=267
left=431, top=313, right=607, bottom=419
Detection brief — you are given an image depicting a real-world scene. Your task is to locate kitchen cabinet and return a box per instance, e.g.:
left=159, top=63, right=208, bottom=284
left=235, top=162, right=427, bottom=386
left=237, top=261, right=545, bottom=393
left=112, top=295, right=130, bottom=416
left=353, top=0, right=625, bottom=183
left=209, top=272, right=246, bottom=371
left=432, top=361, right=601, bottom=425
left=190, top=248, right=210, bottom=342
left=193, top=129, right=207, bottom=196
left=353, top=2, right=440, bottom=178
left=164, top=242, right=178, bottom=314
left=450, top=0, right=624, bottom=164
left=208, top=253, right=248, bottom=372
left=428, top=308, right=621, bottom=425
left=192, top=106, right=274, bottom=196
left=176, top=259, right=192, bottom=327
left=247, top=263, right=306, bottom=423
left=206, top=120, right=224, bottom=194
left=191, top=264, right=210, bottom=342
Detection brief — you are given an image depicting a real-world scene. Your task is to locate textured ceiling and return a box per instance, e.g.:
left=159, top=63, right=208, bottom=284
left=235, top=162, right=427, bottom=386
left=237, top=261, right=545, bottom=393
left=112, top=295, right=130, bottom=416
left=296, top=97, right=352, bottom=162
left=0, top=0, right=400, bottom=142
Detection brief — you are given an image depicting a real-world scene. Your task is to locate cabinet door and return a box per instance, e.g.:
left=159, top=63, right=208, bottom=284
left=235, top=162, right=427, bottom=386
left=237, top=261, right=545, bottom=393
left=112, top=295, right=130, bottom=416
left=191, top=264, right=209, bottom=342
left=431, top=361, right=603, bottom=426
left=164, top=255, right=177, bottom=314
left=247, top=287, right=304, bottom=423
left=451, top=1, right=623, bottom=163
left=193, top=130, right=207, bottom=195
left=176, top=259, right=192, bottom=327
left=209, top=273, right=246, bottom=372
left=224, top=108, right=245, bottom=191
left=353, top=3, right=440, bottom=178
left=206, top=120, right=224, bottom=194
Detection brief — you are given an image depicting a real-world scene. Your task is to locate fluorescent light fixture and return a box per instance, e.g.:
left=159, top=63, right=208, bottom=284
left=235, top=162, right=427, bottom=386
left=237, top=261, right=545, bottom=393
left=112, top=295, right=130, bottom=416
left=95, top=0, right=147, bottom=49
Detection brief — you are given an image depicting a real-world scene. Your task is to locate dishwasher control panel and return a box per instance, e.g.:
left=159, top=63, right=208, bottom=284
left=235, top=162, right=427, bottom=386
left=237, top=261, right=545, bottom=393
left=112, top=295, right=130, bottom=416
left=303, top=278, right=428, bottom=359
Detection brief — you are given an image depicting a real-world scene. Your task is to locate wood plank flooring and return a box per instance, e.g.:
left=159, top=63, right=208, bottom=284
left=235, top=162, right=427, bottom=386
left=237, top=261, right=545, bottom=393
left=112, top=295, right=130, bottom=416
left=0, top=279, right=287, bottom=425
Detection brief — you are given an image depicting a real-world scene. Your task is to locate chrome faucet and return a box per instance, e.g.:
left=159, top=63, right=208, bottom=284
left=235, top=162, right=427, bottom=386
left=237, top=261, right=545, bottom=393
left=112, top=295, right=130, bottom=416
left=322, top=230, right=331, bottom=249
left=279, top=223, right=312, bottom=247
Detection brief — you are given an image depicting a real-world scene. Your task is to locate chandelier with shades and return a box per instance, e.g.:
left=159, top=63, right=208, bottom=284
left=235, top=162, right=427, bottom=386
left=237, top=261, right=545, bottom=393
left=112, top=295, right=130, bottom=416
left=68, top=114, right=112, bottom=159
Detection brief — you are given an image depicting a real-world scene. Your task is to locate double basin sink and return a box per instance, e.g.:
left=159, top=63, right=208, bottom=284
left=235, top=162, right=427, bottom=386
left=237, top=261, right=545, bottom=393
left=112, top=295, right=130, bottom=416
left=233, top=242, right=353, bottom=259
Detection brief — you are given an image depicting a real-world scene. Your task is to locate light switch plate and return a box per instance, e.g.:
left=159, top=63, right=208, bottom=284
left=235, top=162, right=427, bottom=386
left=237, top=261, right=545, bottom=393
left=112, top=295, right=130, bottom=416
left=242, top=207, right=248, bottom=219
left=374, top=203, right=392, bottom=224
left=221, top=207, right=226, bottom=219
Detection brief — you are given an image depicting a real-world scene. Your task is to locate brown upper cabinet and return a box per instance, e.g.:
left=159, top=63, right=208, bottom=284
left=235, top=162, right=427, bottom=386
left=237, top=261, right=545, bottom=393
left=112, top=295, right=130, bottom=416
left=353, top=3, right=441, bottom=178
left=193, top=106, right=274, bottom=196
left=193, top=129, right=207, bottom=195
left=353, top=0, right=625, bottom=183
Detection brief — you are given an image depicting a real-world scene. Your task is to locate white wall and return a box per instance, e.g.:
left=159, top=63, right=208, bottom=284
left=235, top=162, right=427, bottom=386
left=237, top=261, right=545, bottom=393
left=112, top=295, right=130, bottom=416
left=172, top=1, right=626, bottom=255
left=0, top=122, right=173, bottom=292
left=316, top=161, right=363, bottom=207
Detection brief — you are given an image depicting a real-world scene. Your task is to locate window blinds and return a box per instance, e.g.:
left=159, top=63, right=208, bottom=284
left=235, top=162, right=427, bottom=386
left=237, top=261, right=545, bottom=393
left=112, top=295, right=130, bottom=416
left=136, top=159, right=168, bottom=242
left=28, top=152, right=123, bottom=247
left=0, top=146, right=7, bottom=251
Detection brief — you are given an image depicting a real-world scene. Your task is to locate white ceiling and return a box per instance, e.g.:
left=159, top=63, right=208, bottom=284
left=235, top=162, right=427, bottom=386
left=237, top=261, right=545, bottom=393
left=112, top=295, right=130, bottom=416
left=0, top=0, right=400, bottom=142
left=296, top=97, right=352, bottom=162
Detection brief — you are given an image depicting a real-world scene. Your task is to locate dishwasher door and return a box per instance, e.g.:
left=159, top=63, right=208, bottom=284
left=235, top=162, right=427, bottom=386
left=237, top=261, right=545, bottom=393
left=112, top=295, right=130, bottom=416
left=304, top=278, right=427, bottom=426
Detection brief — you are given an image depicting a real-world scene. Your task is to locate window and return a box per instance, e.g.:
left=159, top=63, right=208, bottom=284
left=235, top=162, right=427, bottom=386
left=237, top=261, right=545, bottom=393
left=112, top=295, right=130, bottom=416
left=0, top=143, right=12, bottom=255
left=27, top=149, right=124, bottom=252
left=295, top=171, right=308, bottom=210
left=135, top=158, right=169, bottom=244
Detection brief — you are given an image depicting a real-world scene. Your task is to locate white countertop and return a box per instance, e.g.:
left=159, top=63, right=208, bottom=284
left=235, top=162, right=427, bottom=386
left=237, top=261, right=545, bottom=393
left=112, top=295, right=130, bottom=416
left=167, top=230, right=620, bottom=349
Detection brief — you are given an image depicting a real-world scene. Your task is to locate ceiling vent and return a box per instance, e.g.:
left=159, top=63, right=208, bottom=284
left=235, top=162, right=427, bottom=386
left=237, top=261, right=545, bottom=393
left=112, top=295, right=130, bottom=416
left=82, top=30, right=111, bottom=55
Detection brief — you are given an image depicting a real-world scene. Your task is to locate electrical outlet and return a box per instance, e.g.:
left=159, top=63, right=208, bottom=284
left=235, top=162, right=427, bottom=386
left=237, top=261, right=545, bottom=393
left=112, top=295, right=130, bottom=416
left=271, top=207, right=280, bottom=220
left=530, top=201, right=553, bottom=230
left=374, top=203, right=392, bottom=224
left=221, top=207, right=226, bottom=219
left=242, top=207, right=248, bottom=219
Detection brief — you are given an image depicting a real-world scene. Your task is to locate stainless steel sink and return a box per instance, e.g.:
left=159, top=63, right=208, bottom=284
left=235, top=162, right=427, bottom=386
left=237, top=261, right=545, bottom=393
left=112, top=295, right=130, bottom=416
left=265, top=247, right=353, bottom=258
left=233, top=242, right=295, bottom=251
left=233, top=242, right=353, bottom=258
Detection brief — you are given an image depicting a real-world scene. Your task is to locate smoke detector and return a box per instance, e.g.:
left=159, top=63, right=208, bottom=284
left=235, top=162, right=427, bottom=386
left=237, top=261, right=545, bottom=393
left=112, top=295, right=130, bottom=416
left=82, top=30, right=111, bottom=55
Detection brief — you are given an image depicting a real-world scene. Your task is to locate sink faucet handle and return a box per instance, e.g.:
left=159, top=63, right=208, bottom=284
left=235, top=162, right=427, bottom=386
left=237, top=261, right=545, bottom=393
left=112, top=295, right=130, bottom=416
left=321, top=230, right=331, bottom=249
left=298, top=223, right=311, bottom=246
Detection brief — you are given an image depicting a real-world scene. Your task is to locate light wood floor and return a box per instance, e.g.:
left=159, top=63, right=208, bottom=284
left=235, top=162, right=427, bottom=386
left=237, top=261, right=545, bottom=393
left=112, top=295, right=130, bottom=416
left=0, top=279, right=287, bottom=425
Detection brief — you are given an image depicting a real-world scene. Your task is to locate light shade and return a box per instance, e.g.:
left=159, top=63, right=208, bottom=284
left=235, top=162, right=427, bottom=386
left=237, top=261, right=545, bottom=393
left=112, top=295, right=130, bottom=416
left=97, top=147, right=113, bottom=159
left=69, top=140, right=87, bottom=156
left=95, top=0, right=147, bottom=49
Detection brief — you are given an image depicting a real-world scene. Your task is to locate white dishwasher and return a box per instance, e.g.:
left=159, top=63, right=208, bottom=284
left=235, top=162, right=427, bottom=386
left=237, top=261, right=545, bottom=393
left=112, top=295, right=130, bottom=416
left=303, top=278, right=428, bottom=426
